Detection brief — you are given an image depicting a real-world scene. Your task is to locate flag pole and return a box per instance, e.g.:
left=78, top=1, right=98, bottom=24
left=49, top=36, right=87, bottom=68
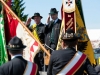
left=0, top=0, right=50, bottom=57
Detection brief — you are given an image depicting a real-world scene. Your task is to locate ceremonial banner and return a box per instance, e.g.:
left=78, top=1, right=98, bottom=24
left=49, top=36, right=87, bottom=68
left=0, top=14, right=8, bottom=65
left=4, top=0, right=12, bottom=43
left=64, top=12, right=76, bottom=31
left=5, top=8, right=40, bottom=62
left=63, top=0, right=76, bottom=34
left=4, top=0, right=12, bottom=60
left=63, top=0, right=75, bottom=13
left=75, top=4, right=95, bottom=64
left=4, top=0, right=12, bottom=42
left=56, top=5, right=64, bottom=50
left=76, top=0, right=85, bottom=25
left=57, top=0, right=95, bottom=64
left=56, top=0, right=76, bottom=50
left=16, top=23, right=40, bottom=62
left=56, top=19, right=64, bottom=50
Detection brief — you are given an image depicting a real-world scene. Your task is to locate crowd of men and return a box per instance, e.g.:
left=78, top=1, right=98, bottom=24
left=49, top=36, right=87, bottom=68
left=26, top=8, right=62, bottom=71
left=0, top=8, right=99, bottom=75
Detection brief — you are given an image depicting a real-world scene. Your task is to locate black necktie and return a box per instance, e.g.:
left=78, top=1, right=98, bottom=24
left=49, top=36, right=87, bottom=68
left=51, top=21, right=55, bottom=43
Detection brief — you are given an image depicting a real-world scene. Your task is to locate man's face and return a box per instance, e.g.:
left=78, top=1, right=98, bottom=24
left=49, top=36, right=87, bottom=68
left=33, top=16, right=41, bottom=24
left=51, top=14, right=58, bottom=20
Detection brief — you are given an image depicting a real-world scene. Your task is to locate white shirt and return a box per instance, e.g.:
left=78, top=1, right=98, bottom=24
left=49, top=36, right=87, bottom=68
left=46, top=18, right=58, bottom=25
left=11, top=54, right=22, bottom=59
left=64, top=47, right=76, bottom=49
left=54, top=18, right=58, bottom=23
left=36, top=22, right=41, bottom=26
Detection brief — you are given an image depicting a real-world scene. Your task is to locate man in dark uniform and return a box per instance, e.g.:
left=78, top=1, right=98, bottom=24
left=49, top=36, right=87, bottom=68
left=26, top=13, right=46, bottom=71
left=26, top=13, right=45, bottom=44
left=0, top=36, right=39, bottom=75
left=47, top=28, right=97, bottom=75
left=45, top=8, right=62, bottom=52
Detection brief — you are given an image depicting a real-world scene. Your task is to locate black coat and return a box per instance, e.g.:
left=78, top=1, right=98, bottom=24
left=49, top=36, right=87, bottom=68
left=95, top=65, right=100, bottom=75
left=47, top=48, right=97, bottom=75
left=45, top=19, right=62, bottom=51
left=0, top=56, right=39, bottom=75
left=29, top=23, right=46, bottom=44
left=36, top=23, right=46, bottom=44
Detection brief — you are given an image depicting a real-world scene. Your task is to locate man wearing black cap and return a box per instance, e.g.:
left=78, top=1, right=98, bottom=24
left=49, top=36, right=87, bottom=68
left=45, top=8, right=62, bottom=52
left=0, top=36, right=39, bottom=75
left=47, top=29, right=97, bottom=75
left=26, top=12, right=45, bottom=44
left=26, top=13, right=46, bottom=71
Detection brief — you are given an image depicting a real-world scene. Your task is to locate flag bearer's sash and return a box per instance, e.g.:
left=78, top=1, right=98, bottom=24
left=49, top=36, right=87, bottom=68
left=57, top=51, right=87, bottom=75
left=23, top=61, right=37, bottom=75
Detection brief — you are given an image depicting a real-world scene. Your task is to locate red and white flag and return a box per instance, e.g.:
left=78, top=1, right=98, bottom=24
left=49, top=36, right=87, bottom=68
left=16, top=23, right=40, bottom=62
left=5, top=9, right=40, bottom=62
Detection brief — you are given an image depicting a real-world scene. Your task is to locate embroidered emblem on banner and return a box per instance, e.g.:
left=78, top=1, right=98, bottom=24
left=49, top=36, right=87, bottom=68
left=63, top=0, right=75, bottom=13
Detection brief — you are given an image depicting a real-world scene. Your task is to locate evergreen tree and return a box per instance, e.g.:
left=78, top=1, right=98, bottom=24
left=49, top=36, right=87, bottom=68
left=11, top=0, right=28, bottom=21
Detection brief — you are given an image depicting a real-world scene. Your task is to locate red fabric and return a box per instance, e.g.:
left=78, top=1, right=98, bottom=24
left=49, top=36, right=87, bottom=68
left=66, top=54, right=86, bottom=75
left=4, top=0, right=12, bottom=60
left=30, top=44, right=34, bottom=52
left=4, top=11, right=11, bottom=43
left=30, top=63, right=37, bottom=75
left=62, top=4, right=75, bottom=32
left=30, top=41, right=39, bottom=62
left=4, top=8, right=18, bottom=60
left=5, top=10, right=18, bottom=39
left=30, top=41, right=38, bottom=52
left=64, top=12, right=75, bottom=31
left=6, top=0, right=12, bottom=7
left=29, top=52, right=32, bottom=62
left=4, top=0, right=12, bottom=43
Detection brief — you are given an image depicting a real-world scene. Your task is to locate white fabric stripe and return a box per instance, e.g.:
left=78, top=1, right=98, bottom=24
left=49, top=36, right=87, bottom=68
left=57, top=51, right=83, bottom=75
left=24, top=61, right=33, bottom=75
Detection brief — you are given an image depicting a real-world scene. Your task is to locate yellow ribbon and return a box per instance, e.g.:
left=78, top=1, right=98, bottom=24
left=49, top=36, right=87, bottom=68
left=31, top=24, right=40, bottom=41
